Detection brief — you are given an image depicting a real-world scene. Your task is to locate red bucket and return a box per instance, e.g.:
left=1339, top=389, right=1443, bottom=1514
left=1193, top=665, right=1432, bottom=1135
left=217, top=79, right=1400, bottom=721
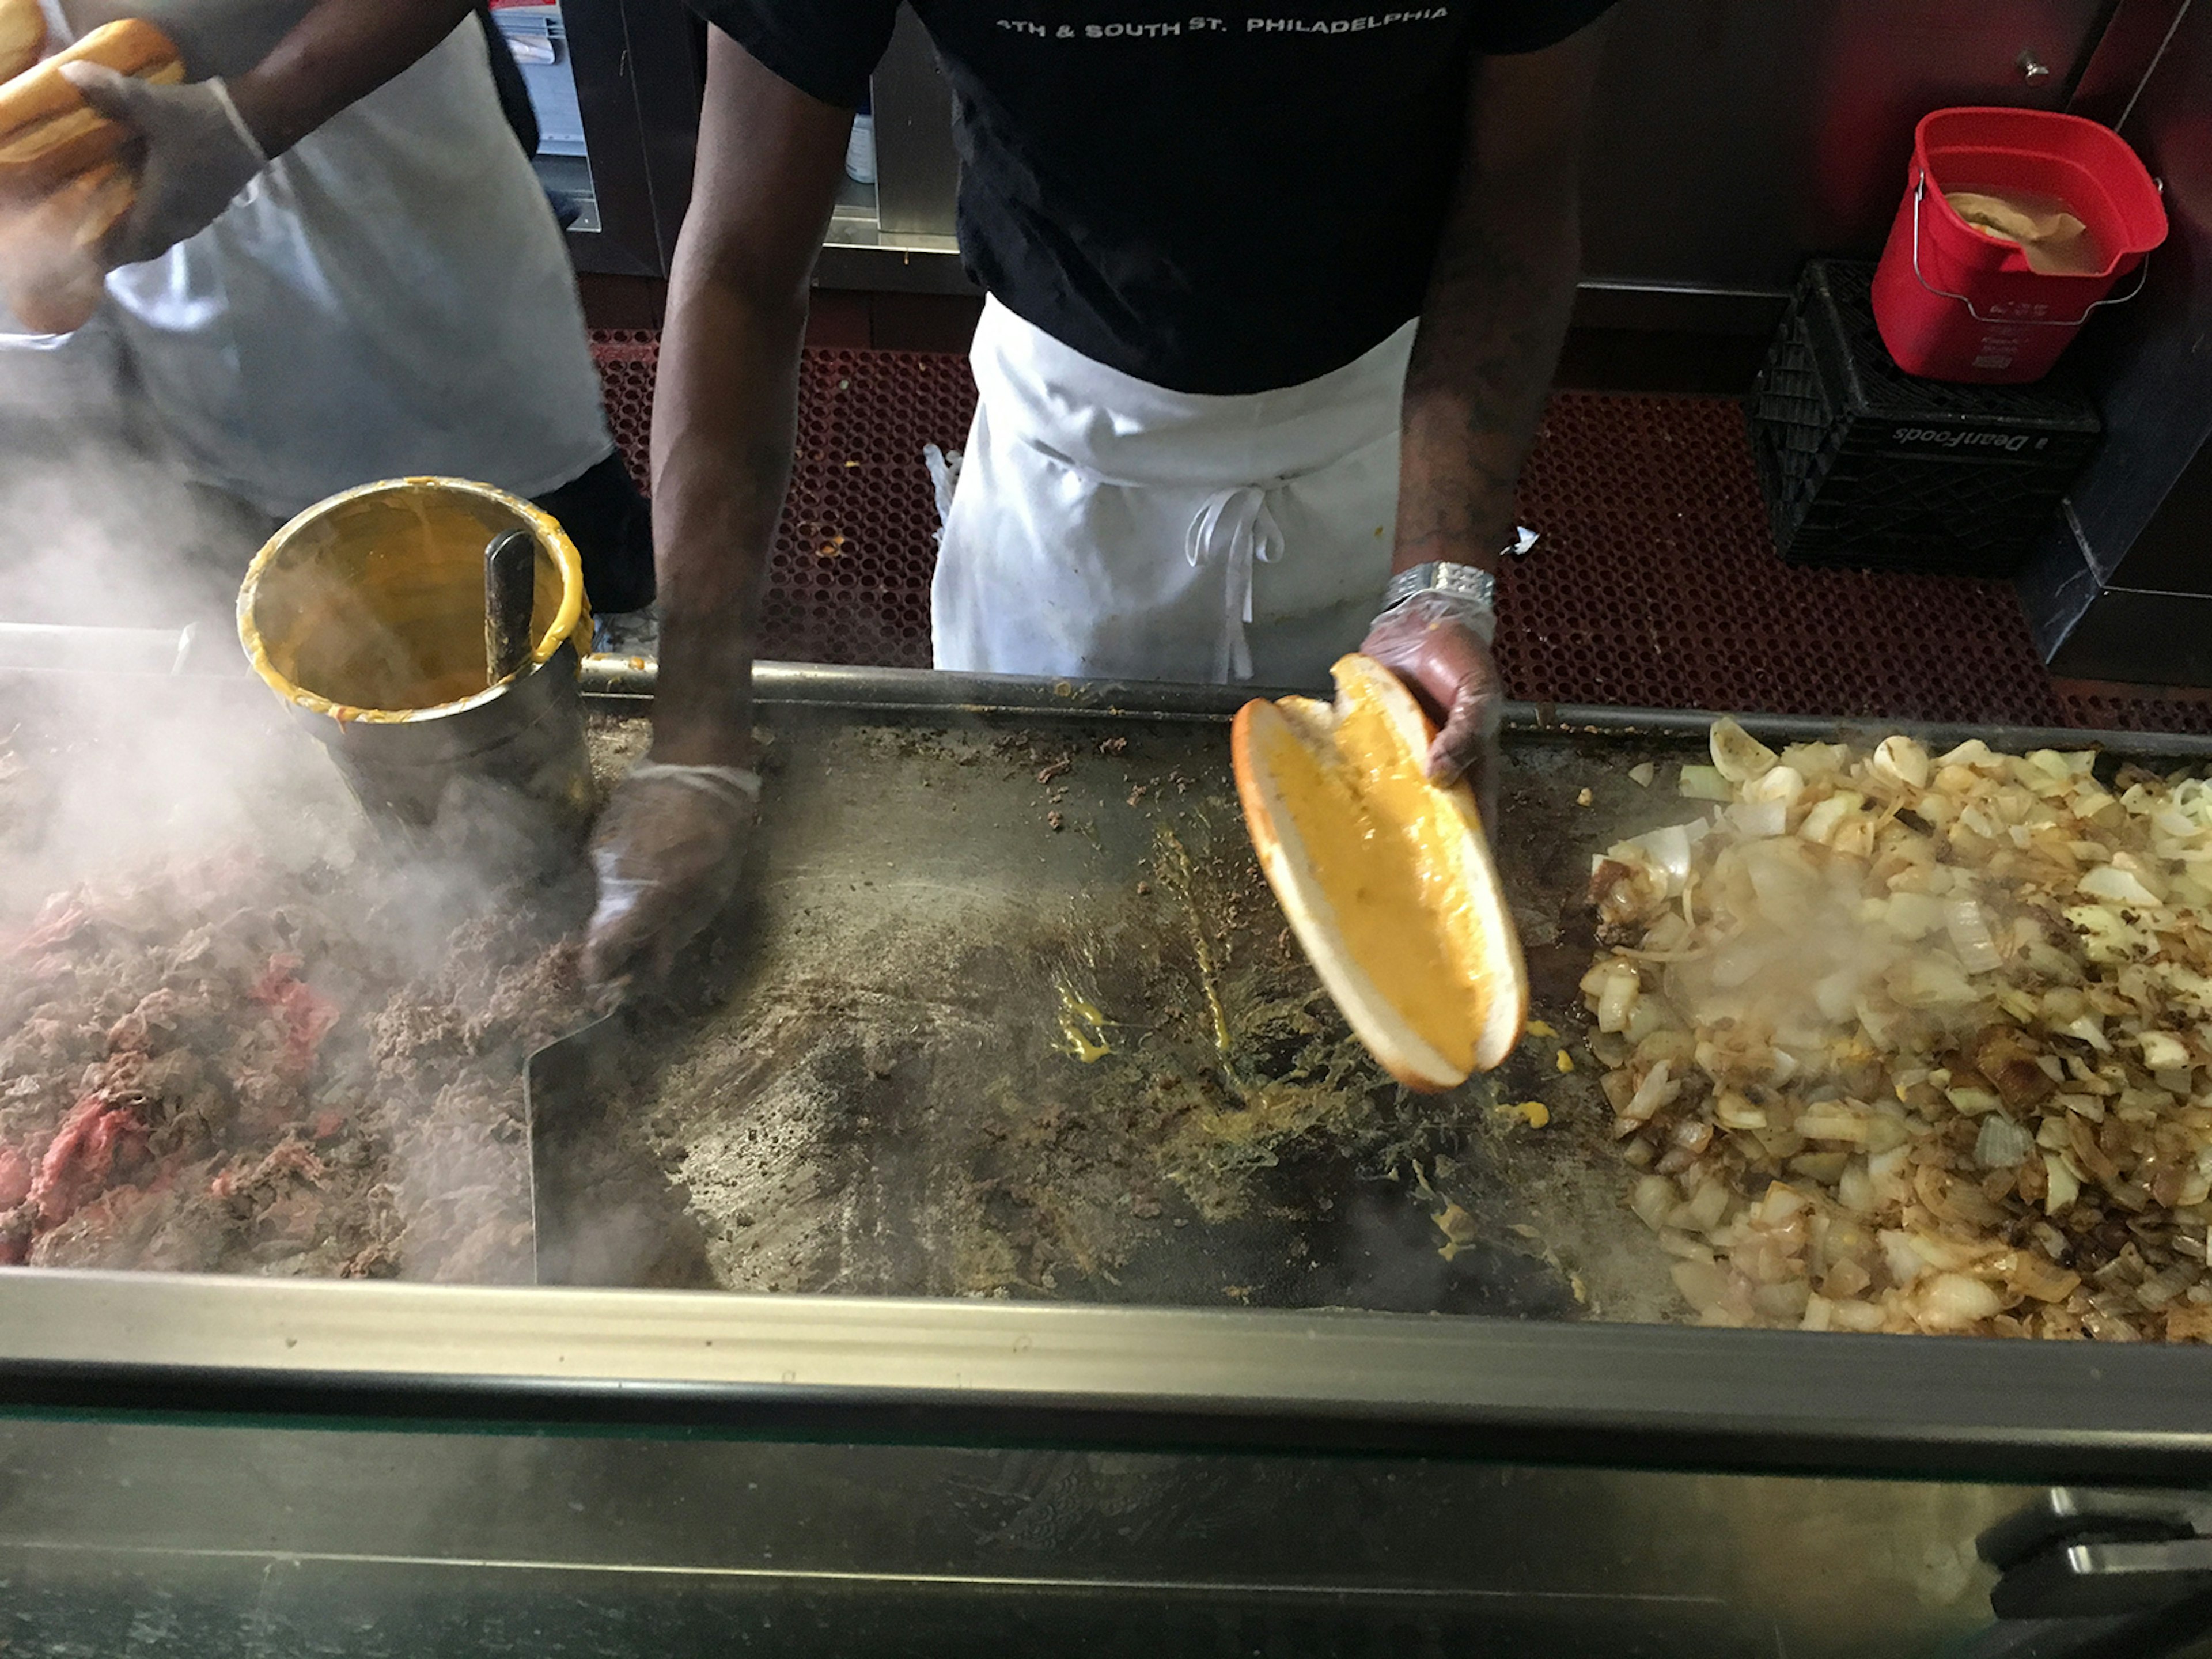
left=1870, top=107, right=2166, bottom=384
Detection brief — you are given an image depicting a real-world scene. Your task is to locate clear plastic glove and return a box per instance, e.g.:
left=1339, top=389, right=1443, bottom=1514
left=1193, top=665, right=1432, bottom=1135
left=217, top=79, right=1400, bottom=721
left=1359, top=589, right=1504, bottom=825
left=58, top=63, right=266, bottom=266
left=581, top=762, right=761, bottom=991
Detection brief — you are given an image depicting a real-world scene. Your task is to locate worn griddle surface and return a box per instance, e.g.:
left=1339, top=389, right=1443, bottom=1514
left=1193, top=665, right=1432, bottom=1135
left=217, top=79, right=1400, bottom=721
left=544, top=687, right=2212, bottom=1316
left=542, top=700, right=1703, bottom=1323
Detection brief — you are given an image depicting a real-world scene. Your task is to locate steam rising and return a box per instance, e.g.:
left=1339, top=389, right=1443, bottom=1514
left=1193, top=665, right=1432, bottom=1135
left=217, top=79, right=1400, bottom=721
left=0, top=341, right=594, bottom=1282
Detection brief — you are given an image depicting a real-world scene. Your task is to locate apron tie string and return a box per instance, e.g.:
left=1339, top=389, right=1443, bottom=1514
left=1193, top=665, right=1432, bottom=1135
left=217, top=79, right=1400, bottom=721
left=1185, top=483, right=1283, bottom=683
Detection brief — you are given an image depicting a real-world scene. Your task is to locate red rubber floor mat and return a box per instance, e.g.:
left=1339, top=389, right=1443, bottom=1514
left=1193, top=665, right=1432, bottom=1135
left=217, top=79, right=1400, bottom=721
left=596, top=335, right=969, bottom=669
left=592, top=333, right=2211, bottom=734
left=1504, top=393, right=2074, bottom=725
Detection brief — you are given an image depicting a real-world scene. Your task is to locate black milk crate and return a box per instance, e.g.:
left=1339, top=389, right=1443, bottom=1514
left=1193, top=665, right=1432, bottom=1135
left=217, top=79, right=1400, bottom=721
left=1749, top=261, right=2101, bottom=579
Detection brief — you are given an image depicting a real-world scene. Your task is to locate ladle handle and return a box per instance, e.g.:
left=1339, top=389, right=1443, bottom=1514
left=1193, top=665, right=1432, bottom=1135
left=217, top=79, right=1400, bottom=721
left=484, top=529, right=538, bottom=685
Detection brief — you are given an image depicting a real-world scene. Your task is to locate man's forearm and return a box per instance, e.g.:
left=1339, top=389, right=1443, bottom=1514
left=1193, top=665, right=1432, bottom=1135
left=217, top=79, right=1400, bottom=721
left=1395, top=21, right=1608, bottom=582
left=226, top=0, right=474, bottom=156
left=631, top=30, right=850, bottom=773
left=1395, top=168, right=1578, bottom=578
left=646, top=264, right=808, bottom=769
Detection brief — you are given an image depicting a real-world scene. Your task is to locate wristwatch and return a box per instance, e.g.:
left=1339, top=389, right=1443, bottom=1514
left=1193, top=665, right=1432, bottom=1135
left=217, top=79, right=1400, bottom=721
left=1380, top=559, right=1497, bottom=616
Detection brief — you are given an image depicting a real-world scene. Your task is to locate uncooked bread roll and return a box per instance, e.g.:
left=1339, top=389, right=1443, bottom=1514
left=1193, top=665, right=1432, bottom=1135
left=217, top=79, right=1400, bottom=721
left=0, top=160, right=134, bottom=333
left=0, top=0, right=45, bottom=84
left=0, top=19, right=182, bottom=202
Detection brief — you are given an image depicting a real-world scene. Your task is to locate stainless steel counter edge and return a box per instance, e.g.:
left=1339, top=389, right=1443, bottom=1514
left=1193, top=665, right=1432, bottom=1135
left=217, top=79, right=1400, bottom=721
left=0, top=1270, right=2207, bottom=1482
left=8, top=650, right=2209, bottom=766
left=591, top=660, right=2212, bottom=764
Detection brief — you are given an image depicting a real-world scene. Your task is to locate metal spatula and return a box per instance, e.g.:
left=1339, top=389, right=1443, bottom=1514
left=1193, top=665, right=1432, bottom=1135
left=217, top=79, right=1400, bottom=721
left=523, top=1002, right=628, bottom=1285
left=484, top=528, right=537, bottom=687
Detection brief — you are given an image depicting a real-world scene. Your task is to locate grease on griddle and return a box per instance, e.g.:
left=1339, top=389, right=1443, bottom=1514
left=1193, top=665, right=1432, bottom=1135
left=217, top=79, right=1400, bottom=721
left=1054, top=979, right=1112, bottom=1063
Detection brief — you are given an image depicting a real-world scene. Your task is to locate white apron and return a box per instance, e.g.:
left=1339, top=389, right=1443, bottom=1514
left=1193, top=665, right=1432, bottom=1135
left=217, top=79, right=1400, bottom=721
left=34, top=1, right=615, bottom=520
left=932, top=297, right=1411, bottom=687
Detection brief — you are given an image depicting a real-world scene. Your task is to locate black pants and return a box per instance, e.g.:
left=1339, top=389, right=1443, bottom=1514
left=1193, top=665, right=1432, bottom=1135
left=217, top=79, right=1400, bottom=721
left=535, top=452, right=656, bottom=615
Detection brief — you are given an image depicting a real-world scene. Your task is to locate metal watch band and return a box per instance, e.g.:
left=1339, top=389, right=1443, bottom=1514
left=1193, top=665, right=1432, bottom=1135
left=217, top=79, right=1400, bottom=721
left=1380, top=560, right=1497, bottom=616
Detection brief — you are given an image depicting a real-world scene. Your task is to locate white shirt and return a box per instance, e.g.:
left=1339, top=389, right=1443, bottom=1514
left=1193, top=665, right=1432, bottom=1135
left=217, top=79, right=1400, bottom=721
left=41, top=0, right=613, bottom=518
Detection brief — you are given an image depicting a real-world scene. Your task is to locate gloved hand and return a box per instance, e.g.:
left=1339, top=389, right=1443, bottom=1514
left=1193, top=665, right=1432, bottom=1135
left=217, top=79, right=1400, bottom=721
left=58, top=63, right=267, bottom=266
left=581, top=762, right=762, bottom=991
left=1360, top=589, right=1504, bottom=825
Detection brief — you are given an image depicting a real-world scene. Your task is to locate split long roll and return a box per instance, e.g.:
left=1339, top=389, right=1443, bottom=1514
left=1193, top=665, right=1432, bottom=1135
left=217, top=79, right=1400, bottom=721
left=0, top=19, right=181, bottom=335
left=0, top=20, right=183, bottom=200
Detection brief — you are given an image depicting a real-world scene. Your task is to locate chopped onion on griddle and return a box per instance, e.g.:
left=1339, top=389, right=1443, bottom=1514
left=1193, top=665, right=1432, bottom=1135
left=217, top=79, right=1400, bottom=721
left=1585, top=726, right=2212, bottom=1341
left=1679, top=764, right=1733, bottom=802
left=1974, top=1115, right=2033, bottom=1169
left=1945, top=899, right=2004, bottom=974
left=1710, top=718, right=1779, bottom=786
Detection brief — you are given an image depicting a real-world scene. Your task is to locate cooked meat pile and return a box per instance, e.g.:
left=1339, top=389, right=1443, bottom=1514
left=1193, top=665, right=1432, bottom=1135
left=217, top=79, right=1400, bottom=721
left=0, top=857, right=588, bottom=1281
left=1584, top=721, right=2212, bottom=1340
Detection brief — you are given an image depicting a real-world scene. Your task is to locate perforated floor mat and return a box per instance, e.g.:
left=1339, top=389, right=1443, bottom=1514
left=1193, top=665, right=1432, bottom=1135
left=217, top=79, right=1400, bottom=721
left=597, top=336, right=969, bottom=670
left=592, top=333, right=2211, bottom=735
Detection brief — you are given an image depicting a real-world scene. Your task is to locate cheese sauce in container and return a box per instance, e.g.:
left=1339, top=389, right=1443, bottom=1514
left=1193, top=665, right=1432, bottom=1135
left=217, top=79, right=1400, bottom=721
left=237, top=476, right=595, bottom=861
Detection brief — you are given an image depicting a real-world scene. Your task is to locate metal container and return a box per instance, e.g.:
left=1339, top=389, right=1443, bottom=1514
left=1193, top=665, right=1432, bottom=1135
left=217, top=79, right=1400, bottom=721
left=236, top=477, right=596, bottom=850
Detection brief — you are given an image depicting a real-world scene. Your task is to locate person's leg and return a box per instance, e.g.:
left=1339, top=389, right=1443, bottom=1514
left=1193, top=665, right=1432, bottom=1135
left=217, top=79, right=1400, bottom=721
left=533, top=452, right=656, bottom=616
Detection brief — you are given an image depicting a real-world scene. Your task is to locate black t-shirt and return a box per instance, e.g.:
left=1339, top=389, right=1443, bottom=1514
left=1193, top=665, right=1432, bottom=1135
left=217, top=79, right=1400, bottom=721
left=694, top=1, right=1616, bottom=393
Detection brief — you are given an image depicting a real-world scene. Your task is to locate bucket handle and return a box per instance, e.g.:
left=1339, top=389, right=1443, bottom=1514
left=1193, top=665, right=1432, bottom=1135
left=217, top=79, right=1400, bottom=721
left=1911, top=171, right=2154, bottom=327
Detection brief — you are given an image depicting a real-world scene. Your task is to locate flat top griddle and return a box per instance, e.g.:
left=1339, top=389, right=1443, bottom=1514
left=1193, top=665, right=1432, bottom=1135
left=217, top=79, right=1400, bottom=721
left=13, top=667, right=2212, bottom=1493
left=532, top=672, right=2212, bottom=1324
left=532, top=688, right=1694, bottom=1321
left=15, top=658, right=2211, bottom=1331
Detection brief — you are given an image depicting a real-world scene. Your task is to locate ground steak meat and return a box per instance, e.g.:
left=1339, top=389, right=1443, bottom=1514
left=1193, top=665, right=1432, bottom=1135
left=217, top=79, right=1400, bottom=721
left=0, top=854, right=589, bottom=1282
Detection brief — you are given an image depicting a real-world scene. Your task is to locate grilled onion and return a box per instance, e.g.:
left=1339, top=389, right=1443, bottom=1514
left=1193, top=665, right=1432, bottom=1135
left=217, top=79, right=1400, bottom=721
left=1586, top=725, right=2212, bottom=1341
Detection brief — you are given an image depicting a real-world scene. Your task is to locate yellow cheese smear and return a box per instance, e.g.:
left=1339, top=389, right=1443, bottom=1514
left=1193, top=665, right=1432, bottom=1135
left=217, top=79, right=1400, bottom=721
left=1056, top=982, right=1112, bottom=1063
left=1259, top=694, right=1480, bottom=1071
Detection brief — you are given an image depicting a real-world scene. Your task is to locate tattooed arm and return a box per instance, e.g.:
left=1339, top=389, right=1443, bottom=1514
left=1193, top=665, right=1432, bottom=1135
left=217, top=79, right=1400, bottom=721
left=1397, top=24, right=1607, bottom=571
left=1365, top=20, right=1610, bottom=801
